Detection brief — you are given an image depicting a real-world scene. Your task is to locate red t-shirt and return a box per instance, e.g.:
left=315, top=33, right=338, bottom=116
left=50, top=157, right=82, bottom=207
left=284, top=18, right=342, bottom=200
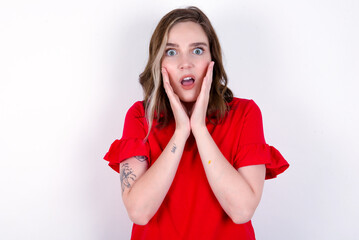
left=104, top=97, right=289, bottom=240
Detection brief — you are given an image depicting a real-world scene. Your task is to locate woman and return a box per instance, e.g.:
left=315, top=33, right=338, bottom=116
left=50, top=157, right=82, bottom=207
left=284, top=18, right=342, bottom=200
left=104, top=6, right=289, bottom=240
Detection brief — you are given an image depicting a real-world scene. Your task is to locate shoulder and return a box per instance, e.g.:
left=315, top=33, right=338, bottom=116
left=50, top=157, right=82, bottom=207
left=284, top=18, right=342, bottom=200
left=228, top=97, right=261, bottom=115
left=122, top=101, right=148, bottom=134
left=126, top=101, right=146, bottom=119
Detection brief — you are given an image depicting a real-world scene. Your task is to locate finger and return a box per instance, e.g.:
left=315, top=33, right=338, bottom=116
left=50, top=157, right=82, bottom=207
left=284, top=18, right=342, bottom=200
left=206, top=61, right=214, bottom=89
left=161, top=67, right=181, bottom=105
left=161, top=67, right=169, bottom=90
left=162, top=68, right=174, bottom=95
left=199, top=61, right=215, bottom=97
left=161, top=67, right=170, bottom=84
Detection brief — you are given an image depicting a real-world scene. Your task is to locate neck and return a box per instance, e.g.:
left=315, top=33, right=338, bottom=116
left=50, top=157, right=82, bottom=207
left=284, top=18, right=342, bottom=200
left=181, top=101, right=195, bottom=116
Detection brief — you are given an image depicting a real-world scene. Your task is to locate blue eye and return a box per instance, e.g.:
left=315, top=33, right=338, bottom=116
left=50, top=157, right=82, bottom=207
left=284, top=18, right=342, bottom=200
left=166, top=49, right=177, bottom=56
left=193, top=48, right=204, bottom=55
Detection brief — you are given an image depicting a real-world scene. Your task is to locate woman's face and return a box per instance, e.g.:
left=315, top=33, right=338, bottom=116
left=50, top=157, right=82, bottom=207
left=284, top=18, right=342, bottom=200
left=161, top=21, right=211, bottom=103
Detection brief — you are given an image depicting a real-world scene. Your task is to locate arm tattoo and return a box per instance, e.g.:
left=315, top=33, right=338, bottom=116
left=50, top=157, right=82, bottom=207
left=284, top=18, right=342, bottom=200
left=134, top=155, right=148, bottom=162
left=120, top=163, right=136, bottom=193
left=171, top=143, right=177, bottom=153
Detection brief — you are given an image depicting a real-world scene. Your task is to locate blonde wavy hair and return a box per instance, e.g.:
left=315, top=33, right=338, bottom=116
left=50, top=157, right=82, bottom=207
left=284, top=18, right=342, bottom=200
left=139, top=6, right=233, bottom=140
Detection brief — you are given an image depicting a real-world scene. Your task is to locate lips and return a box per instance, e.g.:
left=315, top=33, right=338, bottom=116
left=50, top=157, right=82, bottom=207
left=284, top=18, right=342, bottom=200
left=180, top=75, right=196, bottom=87
left=181, top=77, right=194, bottom=86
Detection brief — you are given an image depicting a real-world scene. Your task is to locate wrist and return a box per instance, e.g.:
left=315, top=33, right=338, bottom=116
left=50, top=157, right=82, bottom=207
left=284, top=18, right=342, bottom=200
left=191, top=125, right=208, bottom=138
left=174, top=128, right=190, bottom=141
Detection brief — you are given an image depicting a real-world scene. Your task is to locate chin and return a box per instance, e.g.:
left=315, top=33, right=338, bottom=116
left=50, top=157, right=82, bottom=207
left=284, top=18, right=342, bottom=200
left=179, top=94, right=198, bottom=103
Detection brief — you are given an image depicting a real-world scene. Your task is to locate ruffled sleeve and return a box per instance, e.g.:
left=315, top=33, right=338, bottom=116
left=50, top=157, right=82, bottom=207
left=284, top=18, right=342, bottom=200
left=232, top=99, right=289, bottom=179
left=104, top=138, right=150, bottom=173
left=233, top=143, right=289, bottom=180
left=103, top=101, right=150, bottom=173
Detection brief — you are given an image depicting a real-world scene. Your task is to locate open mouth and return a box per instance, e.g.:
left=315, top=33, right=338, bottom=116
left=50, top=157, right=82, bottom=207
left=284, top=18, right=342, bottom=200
left=181, top=76, right=195, bottom=86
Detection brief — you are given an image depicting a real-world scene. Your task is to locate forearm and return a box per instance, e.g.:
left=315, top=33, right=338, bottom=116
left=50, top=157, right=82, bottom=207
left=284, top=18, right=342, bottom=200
left=124, top=130, right=187, bottom=224
left=192, top=127, right=263, bottom=224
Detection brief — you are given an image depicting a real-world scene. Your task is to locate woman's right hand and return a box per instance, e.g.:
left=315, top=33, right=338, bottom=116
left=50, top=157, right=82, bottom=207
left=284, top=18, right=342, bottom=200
left=162, top=67, right=191, bottom=139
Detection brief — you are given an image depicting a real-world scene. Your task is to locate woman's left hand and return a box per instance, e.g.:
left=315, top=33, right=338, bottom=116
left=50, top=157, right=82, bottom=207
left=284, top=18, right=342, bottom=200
left=190, top=61, right=214, bottom=134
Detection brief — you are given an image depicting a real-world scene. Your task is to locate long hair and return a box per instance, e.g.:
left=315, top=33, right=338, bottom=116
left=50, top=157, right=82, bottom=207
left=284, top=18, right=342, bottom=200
left=139, top=6, right=233, bottom=140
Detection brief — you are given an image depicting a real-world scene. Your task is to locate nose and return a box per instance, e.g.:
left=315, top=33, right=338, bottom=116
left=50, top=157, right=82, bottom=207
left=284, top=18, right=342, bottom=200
left=178, top=54, right=194, bottom=70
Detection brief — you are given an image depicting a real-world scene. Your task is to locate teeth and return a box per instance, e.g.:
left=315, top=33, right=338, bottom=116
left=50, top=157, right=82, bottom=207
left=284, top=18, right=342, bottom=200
left=183, top=77, right=193, bottom=81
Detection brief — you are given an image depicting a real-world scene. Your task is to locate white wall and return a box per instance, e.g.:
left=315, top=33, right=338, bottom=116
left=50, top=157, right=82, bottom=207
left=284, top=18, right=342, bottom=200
left=1, top=0, right=358, bottom=239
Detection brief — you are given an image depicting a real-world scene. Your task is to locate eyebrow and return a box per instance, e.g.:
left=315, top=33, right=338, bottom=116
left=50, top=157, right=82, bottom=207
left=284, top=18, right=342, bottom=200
left=166, top=42, right=208, bottom=48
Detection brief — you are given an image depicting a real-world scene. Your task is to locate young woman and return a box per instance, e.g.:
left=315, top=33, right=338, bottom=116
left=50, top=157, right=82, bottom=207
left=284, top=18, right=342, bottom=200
left=104, top=6, right=289, bottom=240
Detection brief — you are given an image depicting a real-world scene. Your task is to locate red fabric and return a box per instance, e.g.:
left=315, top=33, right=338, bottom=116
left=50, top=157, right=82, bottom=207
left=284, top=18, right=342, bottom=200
left=104, top=97, right=289, bottom=240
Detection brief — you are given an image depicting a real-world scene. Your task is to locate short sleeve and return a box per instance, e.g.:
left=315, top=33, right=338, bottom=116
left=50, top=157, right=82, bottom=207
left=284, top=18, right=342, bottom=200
left=103, top=101, right=150, bottom=173
left=233, top=100, right=289, bottom=179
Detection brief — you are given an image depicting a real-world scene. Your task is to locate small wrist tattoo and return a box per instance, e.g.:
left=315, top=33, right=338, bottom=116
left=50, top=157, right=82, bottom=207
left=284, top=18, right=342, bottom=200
left=171, top=143, right=177, bottom=153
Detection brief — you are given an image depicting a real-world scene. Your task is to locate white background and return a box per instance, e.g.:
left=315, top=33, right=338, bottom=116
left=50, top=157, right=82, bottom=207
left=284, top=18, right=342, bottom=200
left=1, top=0, right=358, bottom=239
